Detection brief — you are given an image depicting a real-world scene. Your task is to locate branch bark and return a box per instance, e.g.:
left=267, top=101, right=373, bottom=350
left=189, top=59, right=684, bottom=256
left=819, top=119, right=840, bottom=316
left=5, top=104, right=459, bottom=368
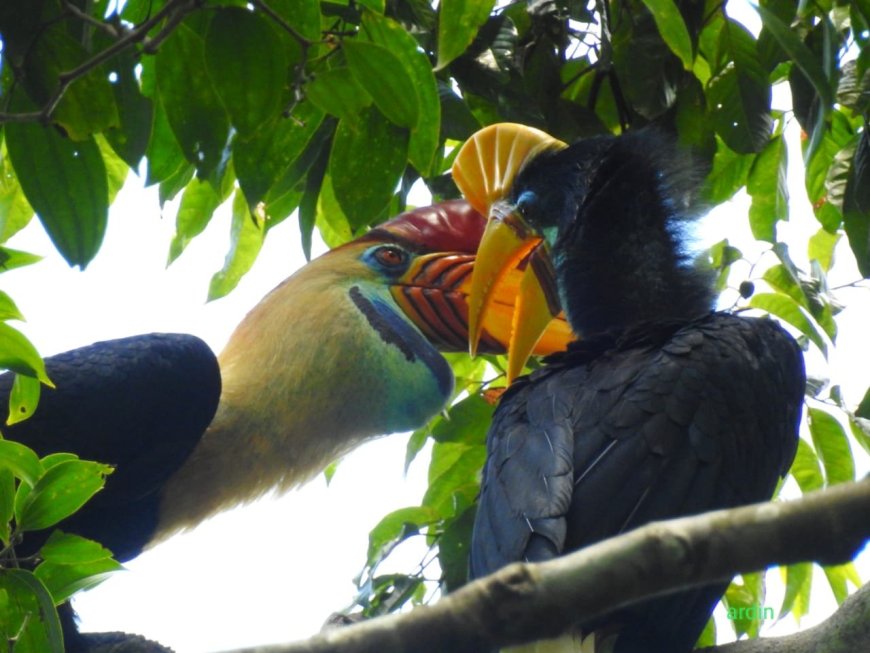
left=225, top=478, right=870, bottom=653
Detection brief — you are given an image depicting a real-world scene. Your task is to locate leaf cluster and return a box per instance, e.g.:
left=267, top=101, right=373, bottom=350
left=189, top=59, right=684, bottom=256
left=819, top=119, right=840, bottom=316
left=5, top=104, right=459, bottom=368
left=0, top=439, right=117, bottom=653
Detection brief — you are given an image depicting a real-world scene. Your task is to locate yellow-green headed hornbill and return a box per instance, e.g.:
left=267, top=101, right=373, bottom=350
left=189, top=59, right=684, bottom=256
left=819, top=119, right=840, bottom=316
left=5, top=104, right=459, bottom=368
left=452, top=124, right=806, bottom=653
left=0, top=199, right=573, bottom=566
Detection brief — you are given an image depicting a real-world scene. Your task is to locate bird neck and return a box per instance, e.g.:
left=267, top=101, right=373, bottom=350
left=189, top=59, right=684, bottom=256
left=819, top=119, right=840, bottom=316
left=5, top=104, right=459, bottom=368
left=155, top=253, right=452, bottom=539
left=550, top=134, right=715, bottom=337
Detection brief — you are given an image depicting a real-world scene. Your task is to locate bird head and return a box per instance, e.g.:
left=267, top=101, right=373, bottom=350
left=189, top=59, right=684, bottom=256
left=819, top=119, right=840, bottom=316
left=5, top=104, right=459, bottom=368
left=216, top=199, right=573, bottom=471
left=452, top=123, right=715, bottom=382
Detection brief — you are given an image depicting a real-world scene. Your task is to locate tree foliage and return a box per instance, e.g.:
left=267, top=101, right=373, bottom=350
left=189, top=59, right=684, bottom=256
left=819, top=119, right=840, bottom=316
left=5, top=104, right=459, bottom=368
left=0, top=0, right=869, bottom=650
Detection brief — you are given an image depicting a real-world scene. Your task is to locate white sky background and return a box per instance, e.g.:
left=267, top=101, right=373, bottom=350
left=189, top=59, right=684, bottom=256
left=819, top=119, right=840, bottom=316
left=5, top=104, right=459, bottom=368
left=1, top=1, right=869, bottom=650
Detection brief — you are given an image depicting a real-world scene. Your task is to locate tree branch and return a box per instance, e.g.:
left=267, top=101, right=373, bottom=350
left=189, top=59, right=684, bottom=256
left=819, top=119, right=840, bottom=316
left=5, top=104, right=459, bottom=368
left=225, top=478, right=869, bottom=653
left=0, top=0, right=198, bottom=125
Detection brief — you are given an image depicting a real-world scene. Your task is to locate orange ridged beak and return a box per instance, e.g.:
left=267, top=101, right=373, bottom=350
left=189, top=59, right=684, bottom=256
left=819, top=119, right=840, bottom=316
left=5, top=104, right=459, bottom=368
left=452, top=123, right=569, bottom=383
left=390, top=250, right=572, bottom=357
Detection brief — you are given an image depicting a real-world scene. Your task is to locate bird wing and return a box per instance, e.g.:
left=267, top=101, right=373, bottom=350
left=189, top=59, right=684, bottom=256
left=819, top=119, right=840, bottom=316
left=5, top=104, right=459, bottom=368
left=471, top=314, right=803, bottom=649
left=0, top=333, right=221, bottom=561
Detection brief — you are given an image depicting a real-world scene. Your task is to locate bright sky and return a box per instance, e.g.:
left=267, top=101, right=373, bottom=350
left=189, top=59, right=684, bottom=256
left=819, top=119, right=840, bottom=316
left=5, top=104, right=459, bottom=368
left=2, top=2, right=868, bottom=649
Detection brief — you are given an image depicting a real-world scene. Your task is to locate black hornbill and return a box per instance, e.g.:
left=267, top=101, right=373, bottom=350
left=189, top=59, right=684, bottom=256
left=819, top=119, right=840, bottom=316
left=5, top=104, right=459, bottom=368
left=452, top=124, right=806, bottom=652
left=0, top=200, right=573, bottom=647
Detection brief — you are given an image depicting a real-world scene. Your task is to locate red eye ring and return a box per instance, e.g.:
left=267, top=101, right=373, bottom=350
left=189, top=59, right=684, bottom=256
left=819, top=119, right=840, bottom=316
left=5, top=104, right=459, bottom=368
left=374, top=246, right=408, bottom=268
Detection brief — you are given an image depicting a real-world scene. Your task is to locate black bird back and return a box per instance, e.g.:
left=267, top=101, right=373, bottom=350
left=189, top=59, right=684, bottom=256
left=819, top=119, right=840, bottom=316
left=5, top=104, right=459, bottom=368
left=0, top=333, right=221, bottom=562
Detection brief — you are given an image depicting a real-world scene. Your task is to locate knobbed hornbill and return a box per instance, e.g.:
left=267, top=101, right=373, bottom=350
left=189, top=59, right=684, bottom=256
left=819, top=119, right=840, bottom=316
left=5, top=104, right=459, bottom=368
left=451, top=124, right=806, bottom=652
left=1, top=200, right=573, bottom=562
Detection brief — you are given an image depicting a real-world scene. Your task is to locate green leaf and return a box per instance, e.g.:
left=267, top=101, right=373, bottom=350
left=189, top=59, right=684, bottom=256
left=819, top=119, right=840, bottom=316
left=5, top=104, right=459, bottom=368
left=5, top=120, right=108, bottom=268
left=438, top=505, right=475, bottom=592
left=366, top=506, right=438, bottom=569
left=35, top=533, right=121, bottom=604
left=156, top=22, right=231, bottom=178
left=0, top=323, right=52, bottom=385
left=0, top=247, right=42, bottom=274
left=749, top=293, right=827, bottom=356
left=168, top=178, right=223, bottom=265
left=7, top=374, right=42, bottom=426
left=822, top=562, right=861, bottom=605
left=234, top=102, right=324, bottom=208
left=724, top=573, right=767, bottom=638
left=0, top=569, right=64, bottom=653
left=0, top=145, right=35, bottom=243
left=756, top=5, right=834, bottom=107
left=34, top=558, right=122, bottom=606
left=849, top=415, right=870, bottom=457
left=39, top=531, right=115, bottom=565
left=807, top=407, right=855, bottom=486
left=747, top=135, right=788, bottom=242
left=423, top=441, right=485, bottom=517
left=779, top=562, right=812, bottom=621
left=268, top=0, right=320, bottom=42
left=807, top=228, right=840, bottom=272
left=640, top=0, right=694, bottom=70
left=208, top=190, right=266, bottom=300
left=205, top=8, right=287, bottom=136
left=0, top=290, right=24, bottom=321
left=145, top=95, right=188, bottom=187
left=344, top=41, right=418, bottom=129
left=330, top=108, right=409, bottom=228
left=315, top=174, right=353, bottom=249
left=0, top=468, right=13, bottom=545
left=437, top=0, right=496, bottom=70
left=305, top=68, right=372, bottom=125
left=430, top=394, right=492, bottom=445
left=23, top=24, right=119, bottom=140
left=0, top=440, right=43, bottom=488
left=16, top=460, right=113, bottom=532
left=362, top=12, right=441, bottom=176
left=789, top=438, right=824, bottom=493
left=702, top=139, right=755, bottom=204
left=102, top=39, right=153, bottom=169
left=708, top=20, right=772, bottom=154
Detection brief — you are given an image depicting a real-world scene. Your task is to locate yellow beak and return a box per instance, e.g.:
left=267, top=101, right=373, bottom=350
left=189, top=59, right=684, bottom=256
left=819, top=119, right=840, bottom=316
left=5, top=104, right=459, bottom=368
left=466, top=202, right=562, bottom=382
left=451, top=122, right=570, bottom=383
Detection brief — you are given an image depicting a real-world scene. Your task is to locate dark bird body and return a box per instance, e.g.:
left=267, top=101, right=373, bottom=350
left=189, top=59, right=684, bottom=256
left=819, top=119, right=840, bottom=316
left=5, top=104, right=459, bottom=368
left=0, top=334, right=220, bottom=562
left=456, top=126, right=806, bottom=652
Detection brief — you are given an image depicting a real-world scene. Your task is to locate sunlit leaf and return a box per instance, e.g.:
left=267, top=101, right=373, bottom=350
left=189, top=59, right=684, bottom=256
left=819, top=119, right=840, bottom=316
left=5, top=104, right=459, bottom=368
left=789, top=438, right=824, bottom=493
left=0, top=440, right=43, bottom=488
left=16, top=460, right=113, bottom=532
left=0, top=569, right=64, bottom=653
left=437, top=0, right=496, bottom=69
left=747, top=135, right=788, bottom=242
left=779, top=562, right=812, bottom=622
left=0, top=323, right=52, bottom=385
left=749, top=292, right=828, bottom=356
left=7, top=374, right=41, bottom=426
left=807, top=407, right=855, bottom=486
left=366, top=506, right=438, bottom=568
left=168, top=178, right=223, bottom=265
left=208, top=190, right=266, bottom=300
left=640, top=0, right=694, bottom=70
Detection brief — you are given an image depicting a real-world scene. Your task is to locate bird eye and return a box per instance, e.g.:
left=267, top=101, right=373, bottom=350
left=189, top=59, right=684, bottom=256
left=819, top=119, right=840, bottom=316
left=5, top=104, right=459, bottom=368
left=373, top=246, right=408, bottom=268
left=516, top=190, right=537, bottom=218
